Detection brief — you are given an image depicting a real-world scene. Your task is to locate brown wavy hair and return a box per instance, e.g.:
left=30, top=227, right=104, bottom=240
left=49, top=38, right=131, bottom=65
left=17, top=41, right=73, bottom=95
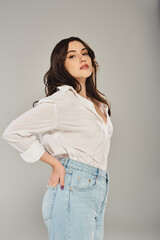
left=33, top=36, right=111, bottom=116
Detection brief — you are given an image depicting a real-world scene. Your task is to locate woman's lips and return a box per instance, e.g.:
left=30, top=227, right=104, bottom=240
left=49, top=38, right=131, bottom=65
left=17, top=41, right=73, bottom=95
left=80, top=66, right=89, bottom=70
left=80, top=64, right=89, bottom=69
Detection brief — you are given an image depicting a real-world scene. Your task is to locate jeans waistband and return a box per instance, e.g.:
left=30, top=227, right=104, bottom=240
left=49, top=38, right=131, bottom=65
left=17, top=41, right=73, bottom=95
left=58, top=157, right=109, bottom=181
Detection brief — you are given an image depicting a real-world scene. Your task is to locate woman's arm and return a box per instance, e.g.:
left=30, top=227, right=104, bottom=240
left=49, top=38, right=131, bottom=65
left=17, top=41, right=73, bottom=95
left=2, top=100, right=57, bottom=164
left=2, top=99, right=66, bottom=189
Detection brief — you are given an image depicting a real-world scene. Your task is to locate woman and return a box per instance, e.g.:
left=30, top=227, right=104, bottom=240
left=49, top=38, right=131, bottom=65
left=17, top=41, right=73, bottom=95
left=2, top=36, right=113, bottom=240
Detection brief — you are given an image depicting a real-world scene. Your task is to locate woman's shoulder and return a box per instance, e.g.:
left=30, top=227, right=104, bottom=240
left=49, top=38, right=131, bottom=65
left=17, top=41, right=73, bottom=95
left=36, top=87, right=72, bottom=106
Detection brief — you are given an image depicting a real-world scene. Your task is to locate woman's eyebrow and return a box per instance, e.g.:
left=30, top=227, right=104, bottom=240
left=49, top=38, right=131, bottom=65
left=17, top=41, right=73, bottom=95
left=67, top=47, right=87, bottom=54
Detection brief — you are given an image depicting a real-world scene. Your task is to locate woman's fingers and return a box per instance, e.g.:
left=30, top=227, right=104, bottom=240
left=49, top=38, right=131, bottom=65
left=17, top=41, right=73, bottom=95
left=48, top=162, right=66, bottom=190
left=48, top=176, right=59, bottom=187
left=59, top=167, right=65, bottom=190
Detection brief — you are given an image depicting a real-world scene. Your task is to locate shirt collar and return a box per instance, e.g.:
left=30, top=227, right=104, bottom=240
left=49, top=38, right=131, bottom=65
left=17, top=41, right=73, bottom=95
left=57, top=84, right=108, bottom=109
left=57, top=84, right=109, bottom=123
left=57, top=85, right=73, bottom=93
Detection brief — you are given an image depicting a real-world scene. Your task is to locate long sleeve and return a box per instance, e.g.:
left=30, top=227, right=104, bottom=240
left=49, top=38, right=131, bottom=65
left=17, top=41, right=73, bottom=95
left=2, top=99, right=57, bottom=163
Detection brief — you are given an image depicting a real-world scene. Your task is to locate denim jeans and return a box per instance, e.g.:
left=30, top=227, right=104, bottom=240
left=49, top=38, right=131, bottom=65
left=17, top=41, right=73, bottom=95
left=41, top=157, right=109, bottom=240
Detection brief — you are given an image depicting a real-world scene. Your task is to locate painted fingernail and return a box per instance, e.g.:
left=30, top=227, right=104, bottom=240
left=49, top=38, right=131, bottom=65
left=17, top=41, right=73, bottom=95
left=61, top=185, right=64, bottom=190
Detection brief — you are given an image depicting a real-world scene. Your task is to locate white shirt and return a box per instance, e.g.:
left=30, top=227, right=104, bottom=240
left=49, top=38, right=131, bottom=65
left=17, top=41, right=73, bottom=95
left=2, top=85, right=113, bottom=171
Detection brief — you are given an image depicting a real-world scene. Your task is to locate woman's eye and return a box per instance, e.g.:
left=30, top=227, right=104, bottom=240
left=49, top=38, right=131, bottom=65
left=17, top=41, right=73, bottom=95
left=68, top=52, right=88, bottom=58
left=69, top=55, right=75, bottom=58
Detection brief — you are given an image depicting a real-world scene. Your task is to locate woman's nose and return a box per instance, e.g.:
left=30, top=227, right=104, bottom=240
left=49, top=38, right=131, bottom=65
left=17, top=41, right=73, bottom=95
left=80, top=55, right=86, bottom=62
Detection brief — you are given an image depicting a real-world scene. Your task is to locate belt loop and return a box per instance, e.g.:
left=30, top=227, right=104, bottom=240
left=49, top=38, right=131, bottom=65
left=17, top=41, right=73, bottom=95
left=106, top=172, right=109, bottom=182
left=96, top=168, right=100, bottom=179
left=64, top=158, right=69, bottom=167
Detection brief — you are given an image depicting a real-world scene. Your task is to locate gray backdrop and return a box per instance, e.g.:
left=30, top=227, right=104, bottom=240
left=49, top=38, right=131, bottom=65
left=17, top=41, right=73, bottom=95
left=0, top=0, right=160, bottom=239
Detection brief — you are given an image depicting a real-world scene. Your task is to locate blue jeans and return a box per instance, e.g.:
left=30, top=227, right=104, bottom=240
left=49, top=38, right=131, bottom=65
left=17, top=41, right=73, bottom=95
left=42, top=157, right=109, bottom=240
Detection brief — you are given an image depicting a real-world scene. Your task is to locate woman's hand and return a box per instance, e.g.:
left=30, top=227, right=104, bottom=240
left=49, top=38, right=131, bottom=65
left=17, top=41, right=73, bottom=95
left=39, top=151, right=65, bottom=190
left=48, top=158, right=65, bottom=190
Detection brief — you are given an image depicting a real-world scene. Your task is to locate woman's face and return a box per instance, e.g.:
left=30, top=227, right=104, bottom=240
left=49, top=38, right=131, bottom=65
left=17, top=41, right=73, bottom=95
left=64, top=41, right=93, bottom=83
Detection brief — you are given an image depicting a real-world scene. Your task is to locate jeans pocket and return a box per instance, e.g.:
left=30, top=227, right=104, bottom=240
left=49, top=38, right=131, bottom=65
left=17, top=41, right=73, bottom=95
left=71, top=169, right=97, bottom=192
left=41, top=186, right=58, bottom=222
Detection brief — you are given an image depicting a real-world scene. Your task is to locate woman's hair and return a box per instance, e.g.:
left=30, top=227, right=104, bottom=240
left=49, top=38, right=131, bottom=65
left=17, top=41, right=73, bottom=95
left=33, top=36, right=111, bottom=116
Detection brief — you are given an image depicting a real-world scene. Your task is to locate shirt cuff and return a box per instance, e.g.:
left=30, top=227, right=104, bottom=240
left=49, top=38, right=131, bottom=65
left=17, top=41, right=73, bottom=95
left=20, top=140, right=46, bottom=163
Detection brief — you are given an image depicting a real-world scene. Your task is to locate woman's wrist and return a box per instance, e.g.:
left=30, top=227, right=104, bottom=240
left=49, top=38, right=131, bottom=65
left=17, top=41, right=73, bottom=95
left=40, top=151, right=57, bottom=167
